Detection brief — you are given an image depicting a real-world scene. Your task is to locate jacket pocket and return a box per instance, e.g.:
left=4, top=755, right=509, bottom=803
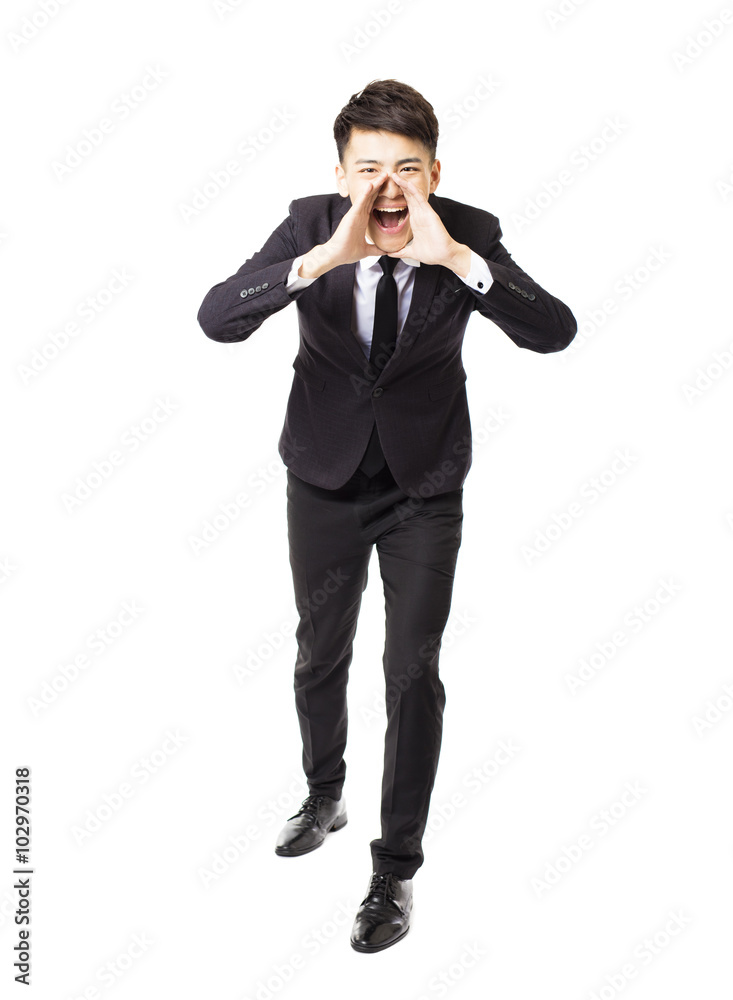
left=292, top=354, right=325, bottom=391
left=428, top=367, right=467, bottom=401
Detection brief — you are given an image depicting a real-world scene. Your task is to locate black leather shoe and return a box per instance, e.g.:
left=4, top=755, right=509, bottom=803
left=350, top=872, right=413, bottom=952
left=274, top=794, right=347, bottom=856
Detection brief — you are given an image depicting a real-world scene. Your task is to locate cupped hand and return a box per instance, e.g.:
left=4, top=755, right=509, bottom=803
left=383, top=173, right=458, bottom=266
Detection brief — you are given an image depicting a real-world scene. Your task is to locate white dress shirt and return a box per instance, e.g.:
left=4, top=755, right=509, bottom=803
left=285, top=234, right=493, bottom=359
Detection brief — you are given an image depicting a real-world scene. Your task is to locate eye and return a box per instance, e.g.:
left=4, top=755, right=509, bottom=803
left=358, top=166, right=419, bottom=173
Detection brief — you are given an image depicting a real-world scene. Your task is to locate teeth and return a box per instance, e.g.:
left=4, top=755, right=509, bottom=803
left=376, top=207, right=406, bottom=212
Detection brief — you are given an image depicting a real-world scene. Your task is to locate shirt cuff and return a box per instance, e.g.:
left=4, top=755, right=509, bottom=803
left=286, top=255, right=317, bottom=292
left=459, top=250, right=493, bottom=294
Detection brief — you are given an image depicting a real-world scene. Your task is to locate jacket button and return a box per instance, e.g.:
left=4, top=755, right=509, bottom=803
left=262, top=282, right=269, bottom=289
left=240, top=290, right=248, bottom=297
left=372, top=387, right=383, bottom=397
left=528, top=292, right=536, bottom=301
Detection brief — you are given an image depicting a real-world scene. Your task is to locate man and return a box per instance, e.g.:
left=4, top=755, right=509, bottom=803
left=197, top=79, right=577, bottom=952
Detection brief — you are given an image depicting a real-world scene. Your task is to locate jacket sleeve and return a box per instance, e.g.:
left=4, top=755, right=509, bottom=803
left=197, top=200, right=308, bottom=343
left=469, top=215, right=577, bottom=353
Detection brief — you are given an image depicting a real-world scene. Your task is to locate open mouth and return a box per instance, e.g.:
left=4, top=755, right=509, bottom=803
left=372, top=206, right=409, bottom=234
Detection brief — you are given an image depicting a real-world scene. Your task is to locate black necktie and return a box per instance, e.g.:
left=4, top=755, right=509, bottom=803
left=358, top=256, right=399, bottom=477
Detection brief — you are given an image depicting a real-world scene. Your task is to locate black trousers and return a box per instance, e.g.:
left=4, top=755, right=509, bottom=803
left=285, top=460, right=464, bottom=879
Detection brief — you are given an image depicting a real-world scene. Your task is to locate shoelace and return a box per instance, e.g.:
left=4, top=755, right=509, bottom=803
left=366, top=872, right=399, bottom=905
left=288, top=794, right=327, bottom=822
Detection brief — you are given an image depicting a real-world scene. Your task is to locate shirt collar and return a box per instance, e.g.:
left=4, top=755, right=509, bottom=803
left=358, top=234, right=420, bottom=271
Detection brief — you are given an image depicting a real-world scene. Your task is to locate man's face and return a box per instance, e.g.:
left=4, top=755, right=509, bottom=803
left=335, top=128, right=441, bottom=253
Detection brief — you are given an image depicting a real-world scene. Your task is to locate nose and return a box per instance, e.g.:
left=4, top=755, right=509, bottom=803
left=378, top=173, right=403, bottom=199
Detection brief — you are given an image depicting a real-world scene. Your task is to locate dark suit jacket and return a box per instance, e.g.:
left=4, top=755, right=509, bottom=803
left=197, top=192, right=577, bottom=496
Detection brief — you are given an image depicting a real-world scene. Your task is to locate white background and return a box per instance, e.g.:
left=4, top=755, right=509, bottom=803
left=3, top=0, right=733, bottom=996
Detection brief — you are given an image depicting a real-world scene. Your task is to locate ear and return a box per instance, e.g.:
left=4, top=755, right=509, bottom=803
left=335, top=164, right=349, bottom=198
left=429, top=158, right=441, bottom=194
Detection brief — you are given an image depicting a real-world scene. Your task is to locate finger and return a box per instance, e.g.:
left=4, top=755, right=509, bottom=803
left=355, top=176, right=377, bottom=211
left=391, top=172, right=422, bottom=207
left=389, top=175, right=417, bottom=216
left=389, top=171, right=407, bottom=193
left=366, top=171, right=389, bottom=211
left=354, top=171, right=384, bottom=211
left=390, top=171, right=410, bottom=191
left=354, top=174, right=385, bottom=224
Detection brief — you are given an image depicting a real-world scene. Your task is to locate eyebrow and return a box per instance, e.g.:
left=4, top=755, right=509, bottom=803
left=353, top=157, right=424, bottom=166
